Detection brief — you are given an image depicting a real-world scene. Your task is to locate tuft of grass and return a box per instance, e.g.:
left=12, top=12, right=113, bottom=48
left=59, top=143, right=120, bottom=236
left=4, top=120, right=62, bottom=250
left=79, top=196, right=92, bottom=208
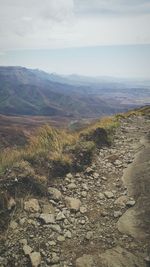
left=79, top=116, right=120, bottom=147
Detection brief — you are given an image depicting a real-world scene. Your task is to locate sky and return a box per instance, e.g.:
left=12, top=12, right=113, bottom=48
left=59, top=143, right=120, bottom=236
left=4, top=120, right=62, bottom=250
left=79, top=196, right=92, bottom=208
left=0, top=0, right=150, bottom=78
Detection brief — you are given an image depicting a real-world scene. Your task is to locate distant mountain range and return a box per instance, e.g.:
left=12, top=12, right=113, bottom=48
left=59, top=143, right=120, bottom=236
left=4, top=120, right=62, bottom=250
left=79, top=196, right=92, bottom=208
left=0, top=66, right=149, bottom=118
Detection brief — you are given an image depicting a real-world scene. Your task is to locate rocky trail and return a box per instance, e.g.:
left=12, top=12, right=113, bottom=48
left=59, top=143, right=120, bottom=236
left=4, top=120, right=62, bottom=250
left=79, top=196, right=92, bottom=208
left=0, top=112, right=150, bottom=267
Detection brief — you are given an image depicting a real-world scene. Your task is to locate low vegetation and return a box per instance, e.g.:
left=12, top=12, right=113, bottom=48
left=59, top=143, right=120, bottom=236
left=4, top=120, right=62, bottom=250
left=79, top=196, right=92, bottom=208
left=1, top=107, right=148, bottom=195
left=0, top=115, right=120, bottom=176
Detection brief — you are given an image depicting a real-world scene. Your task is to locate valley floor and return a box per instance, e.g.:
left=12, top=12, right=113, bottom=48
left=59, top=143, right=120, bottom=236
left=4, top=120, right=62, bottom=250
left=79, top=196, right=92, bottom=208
left=0, top=112, right=150, bottom=267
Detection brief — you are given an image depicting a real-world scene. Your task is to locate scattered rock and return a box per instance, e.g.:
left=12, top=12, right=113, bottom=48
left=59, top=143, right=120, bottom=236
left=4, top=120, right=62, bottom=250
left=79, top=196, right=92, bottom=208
left=80, top=206, right=87, bottom=214
left=23, top=245, right=33, bottom=255
left=48, top=241, right=56, bottom=246
left=66, top=173, right=73, bottom=179
left=64, top=230, right=72, bottom=238
left=57, top=235, right=65, bottom=242
left=65, top=197, right=81, bottom=211
left=85, top=231, right=93, bottom=240
left=126, top=199, right=136, bottom=207
left=68, top=183, right=77, bottom=189
left=39, top=213, right=55, bottom=224
left=85, top=167, right=94, bottom=174
left=49, top=224, right=62, bottom=233
left=104, top=191, right=114, bottom=199
left=51, top=253, right=60, bottom=264
left=82, top=183, right=88, bottom=191
left=9, top=220, right=18, bottom=229
left=114, top=196, right=128, bottom=207
left=24, top=199, right=40, bottom=213
left=48, top=187, right=62, bottom=201
left=99, top=246, right=145, bottom=267
left=114, top=211, right=122, bottom=218
left=56, top=211, right=65, bottom=221
left=81, top=191, right=87, bottom=198
left=29, top=252, right=41, bottom=267
left=93, top=172, right=99, bottom=179
left=76, top=254, right=94, bottom=267
left=98, top=193, right=105, bottom=200
left=42, top=203, right=55, bottom=214
left=19, top=239, right=28, bottom=245
left=114, top=160, right=122, bottom=166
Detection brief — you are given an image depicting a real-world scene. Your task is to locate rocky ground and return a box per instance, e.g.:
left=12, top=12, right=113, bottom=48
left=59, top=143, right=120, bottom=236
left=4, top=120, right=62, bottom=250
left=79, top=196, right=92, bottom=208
left=0, top=113, right=150, bottom=267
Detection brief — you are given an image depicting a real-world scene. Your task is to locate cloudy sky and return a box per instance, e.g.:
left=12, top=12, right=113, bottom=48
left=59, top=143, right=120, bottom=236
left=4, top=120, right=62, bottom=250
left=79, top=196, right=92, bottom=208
left=0, top=0, right=150, bottom=78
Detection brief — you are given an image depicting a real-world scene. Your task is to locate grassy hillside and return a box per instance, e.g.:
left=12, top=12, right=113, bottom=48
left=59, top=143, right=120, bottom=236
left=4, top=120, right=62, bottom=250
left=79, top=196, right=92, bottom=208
left=0, top=106, right=149, bottom=182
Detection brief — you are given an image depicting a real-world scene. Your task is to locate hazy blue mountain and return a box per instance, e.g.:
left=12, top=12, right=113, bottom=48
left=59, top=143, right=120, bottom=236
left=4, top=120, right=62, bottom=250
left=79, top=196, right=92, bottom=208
left=0, top=66, right=149, bottom=118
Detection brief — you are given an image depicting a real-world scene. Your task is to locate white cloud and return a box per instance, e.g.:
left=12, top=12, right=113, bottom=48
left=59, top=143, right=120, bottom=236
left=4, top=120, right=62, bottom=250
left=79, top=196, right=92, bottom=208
left=0, top=0, right=150, bottom=50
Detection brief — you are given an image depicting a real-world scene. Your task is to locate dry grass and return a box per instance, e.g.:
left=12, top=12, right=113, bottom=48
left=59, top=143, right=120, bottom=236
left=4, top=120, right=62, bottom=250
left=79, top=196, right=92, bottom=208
left=115, top=106, right=150, bottom=120
left=0, top=125, right=77, bottom=174
left=80, top=116, right=120, bottom=136
left=0, top=116, right=120, bottom=174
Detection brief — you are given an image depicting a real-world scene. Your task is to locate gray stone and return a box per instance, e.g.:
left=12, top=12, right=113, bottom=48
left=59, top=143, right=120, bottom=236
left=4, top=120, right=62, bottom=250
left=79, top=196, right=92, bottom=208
left=104, top=191, right=114, bottom=199
left=85, top=231, right=93, bottom=240
left=76, top=254, right=94, bottom=267
left=93, top=172, right=99, bottom=179
left=48, top=187, right=62, bottom=201
left=65, top=197, right=81, bottom=211
left=85, top=167, right=94, bottom=174
left=51, top=253, right=60, bottom=264
left=49, top=224, right=62, bottom=233
left=42, top=203, right=55, bottom=214
left=81, top=191, right=87, bottom=198
left=114, top=196, right=128, bottom=207
left=56, top=212, right=65, bottom=221
left=24, top=199, right=40, bottom=213
left=98, top=193, right=105, bottom=200
left=23, top=245, right=33, bottom=255
left=9, top=220, right=18, bottom=229
left=80, top=206, right=87, bottom=214
left=57, top=235, right=65, bottom=242
left=39, top=213, right=55, bottom=224
left=114, top=211, right=122, bottom=218
left=64, top=230, right=72, bottom=238
left=99, top=246, right=145, bottom=267
left=82, top=184, right=88, bottom=191
left=19, top=239, right=28, bottom=245
left=66, top=173, right=73, bottom=179
left=29, top=252, right=41, bottom=267
left=48, top=241, right=56, bottom=246
left=68, top=183, right=77, bottom=189
left=126, top=199, right=136, bottom=207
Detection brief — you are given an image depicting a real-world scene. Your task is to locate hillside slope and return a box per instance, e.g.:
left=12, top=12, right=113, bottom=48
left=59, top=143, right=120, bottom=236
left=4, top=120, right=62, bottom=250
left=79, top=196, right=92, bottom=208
left=0, top=107, right=149, bottom=266
left=0, top=66, right=143, bottom=118
left=0, top=66, right=126, bottom=118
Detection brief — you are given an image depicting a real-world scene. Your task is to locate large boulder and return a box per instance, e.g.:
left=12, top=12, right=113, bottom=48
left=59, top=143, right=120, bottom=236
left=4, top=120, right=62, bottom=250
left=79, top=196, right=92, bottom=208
left=76, top=254, right=94, bottom=267
left=98, top=246, right=146, bottom=267
left=65, top=197, right=81, bottom=211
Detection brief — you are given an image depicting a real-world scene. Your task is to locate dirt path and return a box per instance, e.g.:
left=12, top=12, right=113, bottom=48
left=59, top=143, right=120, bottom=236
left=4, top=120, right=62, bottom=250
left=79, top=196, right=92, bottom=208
left=0, top=113, right=150, bottom=267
